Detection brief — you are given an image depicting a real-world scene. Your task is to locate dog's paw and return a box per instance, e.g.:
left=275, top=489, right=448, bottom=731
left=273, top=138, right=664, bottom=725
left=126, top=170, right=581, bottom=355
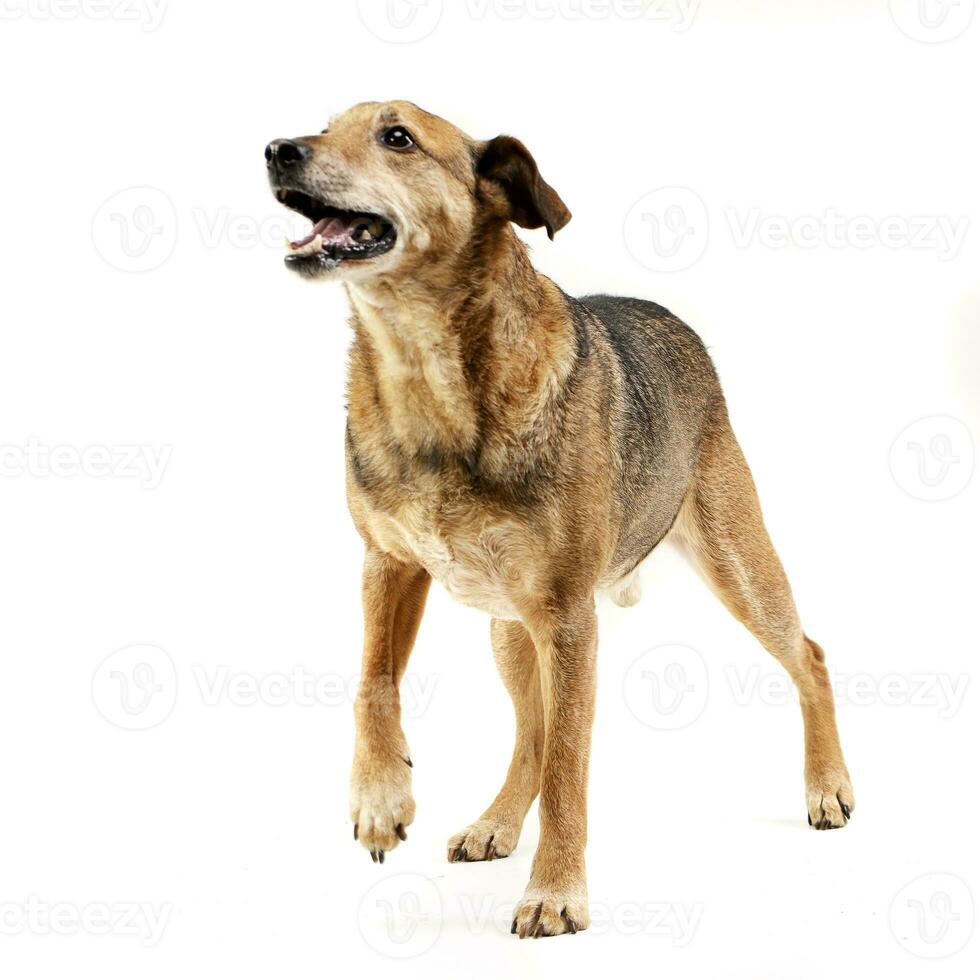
left=447, top=816, right=521, bottom=863
left=511, top=880, right=589, bottom=938
left=806, top=769, right=855, bottom=830
left=350, top=755, right=415, bottom=863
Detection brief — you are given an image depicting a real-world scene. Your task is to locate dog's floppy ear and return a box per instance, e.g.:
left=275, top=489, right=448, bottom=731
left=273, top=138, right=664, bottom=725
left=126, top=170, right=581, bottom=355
left=475, top=135, right=571, bottom=240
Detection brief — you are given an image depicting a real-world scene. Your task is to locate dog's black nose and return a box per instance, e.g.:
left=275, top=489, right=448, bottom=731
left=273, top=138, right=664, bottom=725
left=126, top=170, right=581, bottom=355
left=265, top=139, right=310, bottom=167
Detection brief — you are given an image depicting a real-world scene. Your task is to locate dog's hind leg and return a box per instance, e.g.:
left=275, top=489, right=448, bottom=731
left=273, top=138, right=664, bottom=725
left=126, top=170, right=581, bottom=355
left=447, top=618, right=544, bottom=862
left=674, top=400, right=855, bottom=830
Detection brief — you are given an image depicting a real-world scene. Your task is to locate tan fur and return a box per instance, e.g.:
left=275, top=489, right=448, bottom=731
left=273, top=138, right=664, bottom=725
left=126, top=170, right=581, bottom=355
left=670, top=403, right=854, bottom=828
left=268, top=101, right=854, bottom=938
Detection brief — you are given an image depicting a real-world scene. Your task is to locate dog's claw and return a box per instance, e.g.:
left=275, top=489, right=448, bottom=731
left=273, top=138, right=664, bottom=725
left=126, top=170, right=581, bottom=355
left=396, top=823, right=407, bottom=841
left=809, top=791, right=852, bottom=830
left=354, top=823, right=359, bottom=840
left=378, top=849, right=385, bottom=864
left=370, top=849, right=377, bottom=863
left=814, top=817, right=841, bottom=831
left=519, top=904, right=541, bottom=940
left=513, top=895, right=588, bottom=938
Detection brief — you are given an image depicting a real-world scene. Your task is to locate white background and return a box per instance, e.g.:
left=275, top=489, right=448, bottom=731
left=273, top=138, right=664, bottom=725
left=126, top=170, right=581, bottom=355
left=1, top=1, right=978, bottom=977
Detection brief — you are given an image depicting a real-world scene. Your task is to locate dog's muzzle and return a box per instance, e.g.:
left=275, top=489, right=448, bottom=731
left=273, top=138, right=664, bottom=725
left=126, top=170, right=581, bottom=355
left=266, top=138, right=398, bottom=273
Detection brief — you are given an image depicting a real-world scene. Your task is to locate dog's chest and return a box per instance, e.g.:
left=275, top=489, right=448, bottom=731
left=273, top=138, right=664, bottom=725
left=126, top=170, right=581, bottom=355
left=364, top=495, right=529, bottom=620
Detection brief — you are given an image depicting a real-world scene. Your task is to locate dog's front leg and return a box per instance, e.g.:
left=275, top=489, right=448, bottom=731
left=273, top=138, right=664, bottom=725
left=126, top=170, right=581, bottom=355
left=349, top=550, right=431, bottom=863
left=512, top=599, right=597, bottom=938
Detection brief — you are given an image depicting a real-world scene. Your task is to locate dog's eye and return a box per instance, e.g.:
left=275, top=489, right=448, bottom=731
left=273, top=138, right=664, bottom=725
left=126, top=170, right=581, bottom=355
left=381, top=126, right=416, bottom=151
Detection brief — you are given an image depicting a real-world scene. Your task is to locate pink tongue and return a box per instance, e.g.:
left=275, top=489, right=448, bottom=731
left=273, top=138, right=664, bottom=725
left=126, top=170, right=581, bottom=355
left=290, top=216, right=360, bottom=249
left=318, top=217, right=356, bottom=244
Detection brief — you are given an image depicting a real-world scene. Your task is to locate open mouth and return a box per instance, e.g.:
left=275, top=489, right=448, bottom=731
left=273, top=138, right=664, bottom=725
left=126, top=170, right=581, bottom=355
left=275, top=188, right=397, bottom=269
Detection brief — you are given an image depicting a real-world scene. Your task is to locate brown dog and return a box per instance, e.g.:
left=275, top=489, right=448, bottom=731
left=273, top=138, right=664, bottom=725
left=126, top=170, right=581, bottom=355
left=265, top=101, right=854, bottom=938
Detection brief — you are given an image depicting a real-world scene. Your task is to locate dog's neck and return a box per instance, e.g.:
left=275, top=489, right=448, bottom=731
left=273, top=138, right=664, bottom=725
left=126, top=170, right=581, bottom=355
left=345, top=224, right=577, bottom=473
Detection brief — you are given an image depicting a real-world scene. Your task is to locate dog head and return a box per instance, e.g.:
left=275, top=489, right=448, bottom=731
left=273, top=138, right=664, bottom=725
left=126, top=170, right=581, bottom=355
left=266, top=101, right=570, bottom=283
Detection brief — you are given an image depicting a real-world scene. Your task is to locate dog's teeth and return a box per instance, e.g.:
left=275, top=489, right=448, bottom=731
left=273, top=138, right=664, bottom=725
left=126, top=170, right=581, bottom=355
left=287, top=233, right=324, bottom=257
left=368, top=220, right=384, bottom=238
left=355, top=226, right=373, bottom=243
